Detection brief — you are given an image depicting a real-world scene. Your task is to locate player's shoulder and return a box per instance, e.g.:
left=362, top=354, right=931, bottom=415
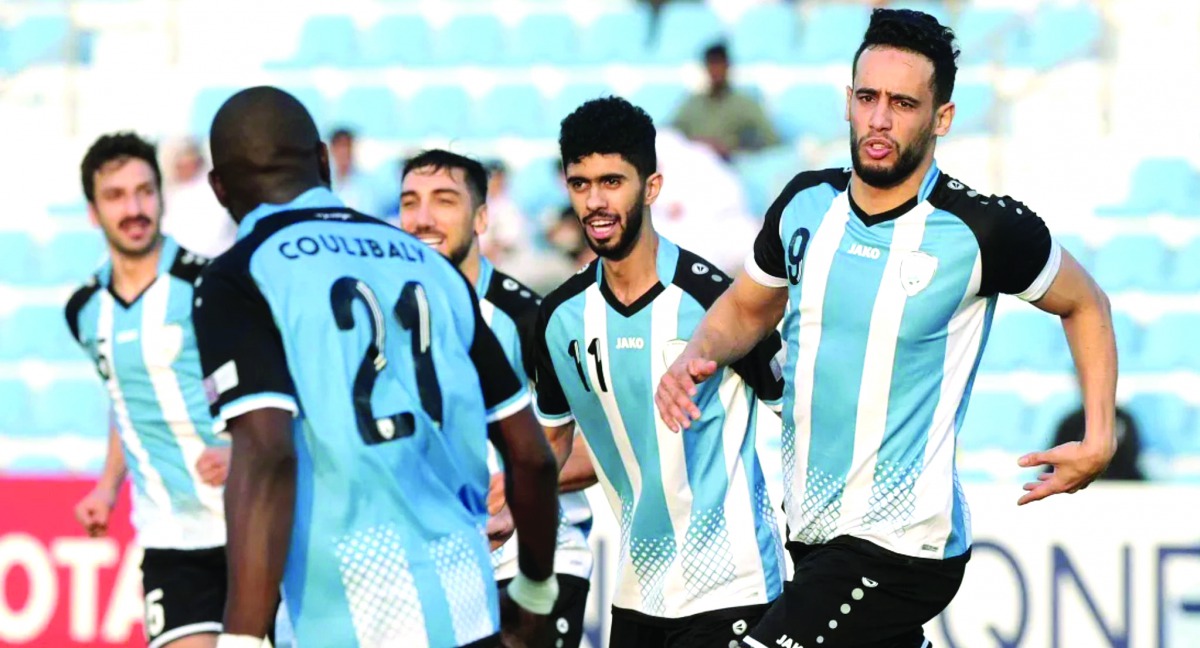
left=669, top=246, right=734, bottom=309
left=483, top=267, right=542, bottom=322
left=65, top=274, right=103, bottom=341
left=166, top=241, right=212, bottom=285
left=540, top=260, right=596, bottom=323
left=776, top=167, right=852, bottom=204
left=927, top=172, right=1041, bottom=240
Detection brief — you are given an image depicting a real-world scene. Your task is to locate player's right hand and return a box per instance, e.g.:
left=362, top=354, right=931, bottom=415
left=498, top=589, right=550, bottom=648
left=655, top=354, right=718, bottom=433
left=74, top=487, right=115, bottom=537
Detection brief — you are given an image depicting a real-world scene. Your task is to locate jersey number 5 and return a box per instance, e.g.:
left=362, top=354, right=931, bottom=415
left=330, top=277, right=443, bottom=445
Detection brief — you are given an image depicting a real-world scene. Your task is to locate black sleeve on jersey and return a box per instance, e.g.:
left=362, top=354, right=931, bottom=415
left=457, top=271, right=526, bottom=415
left=64, top=278, right=101, bottom=344
left=528, top=264, right=594, bottom=422
left=929, top=175, right=1054, bottom=297
left=673, top=248, right=785, bottom=402
left=483, top=269, right=542, bottom=383
left=752, top=168, right=851, bottom=281
left=192, top=255, right=296, bottom=420
left=167, top=245, right=211, bottom=284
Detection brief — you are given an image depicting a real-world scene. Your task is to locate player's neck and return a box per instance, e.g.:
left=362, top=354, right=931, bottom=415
left=109, top=237, right=164, bottom=303
left=459, top=246, right=483, bottom=287
left=601, top=227, right=660, bottom=305
left=849, top=155, right=934, bottom=216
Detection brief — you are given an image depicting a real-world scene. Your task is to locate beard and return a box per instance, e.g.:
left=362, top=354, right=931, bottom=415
left=583, top=193, right=646, bottom=262
left=103, top=214, right=162, bottom=258
left=850, top=120, right=935, bottom=190
left=445, top=234, right=473, bottom=267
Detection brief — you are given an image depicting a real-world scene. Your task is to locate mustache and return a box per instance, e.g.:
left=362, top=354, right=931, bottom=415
left=583, top=211, right=621, bottom=223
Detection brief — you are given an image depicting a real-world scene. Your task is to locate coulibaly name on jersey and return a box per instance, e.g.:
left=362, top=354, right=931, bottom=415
left=278, top=235, right=427, bottom=263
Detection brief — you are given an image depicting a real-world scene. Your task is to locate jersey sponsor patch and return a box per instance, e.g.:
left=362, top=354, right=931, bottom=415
left=899, top=251, right=938, bottom=296
left=203, top=360, right=240, bottom=405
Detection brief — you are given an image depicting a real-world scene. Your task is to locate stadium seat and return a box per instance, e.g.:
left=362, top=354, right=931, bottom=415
left=579, top=7, right=652, bottom=65
left=33, top=379, right=108, bottom=438
left=1167, top=237, right=1200, bottom=293
left=796, top=4, right=871, bottom=65
left=548, top=83, right=614, bottom=126
left=950, top=84, right=998, bottom=135
left=1136, top=314, right=1200, bottom=372
left=2, top=453, right=73, bottom=475
left=401, top=86, right=472, bottom=138
left=0, top=232, right=38, bottom=285
left=3, top=15, right=73, bottom=70
left=630, top=83, right=688, bottom=125
left=434, top=14, right=505, bottom=66
left=1091, top=235, right=1170, bottom=292
left=730, top=4, right=798, bottom=64
left=1127, top=393, right=1194, bottom=456
left=0, top=379, right=33, bottom=436
left=330, top=86, right=404, bottom=139
left=1097, top=158, right=1200, bottom=216
left=472, top=84, right=547, bottom=138
left=508, top=13, right=580, bottom=66
left=1019, top=4, right=1103, bottom=70
left=510, top=159, right=566, bottom=223
left=3, top=305, right=82, bottom=362
left=650, top=3, right=726, bottom=65
left=958, top=392, right=1030, bottom=453
left=771, top=83, right=846, bottom=143
left=39, top=230, right=105, bottom=285
left=953, top=7, right=1024, bottom=66
left=361, top=14, right=433, bottom=67
left=271, top=15, right=359, bottom=68
left=731, top=146, right=802, bottom=218
left=978, top=311, right=1061, bottom=373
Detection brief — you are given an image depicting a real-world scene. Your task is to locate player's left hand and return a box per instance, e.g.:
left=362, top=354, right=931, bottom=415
left=1016, top=439, right=1114, bottom=505
left=656, top=354, right=719, bottom=433
left=196, top=446, right=231, bottom=486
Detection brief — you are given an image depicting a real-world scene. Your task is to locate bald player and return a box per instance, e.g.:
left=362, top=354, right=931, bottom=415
left=191, top=86, right=561, bottom=648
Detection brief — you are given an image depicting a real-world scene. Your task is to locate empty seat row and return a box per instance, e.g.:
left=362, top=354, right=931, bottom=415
left=1097, top=158, right=1200, bottom=217
left=0, top=230, right=105, bottom=287
left=0, top=378, right=107, bottom=440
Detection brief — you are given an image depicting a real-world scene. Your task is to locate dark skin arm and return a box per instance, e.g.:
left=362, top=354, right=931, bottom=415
left=221, top=408, right=295, bottom=638
left=488, top=407, right=559, bottom=581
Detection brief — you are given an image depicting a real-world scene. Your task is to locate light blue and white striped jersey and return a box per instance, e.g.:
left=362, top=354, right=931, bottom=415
left=746, top=163, right=1061, bottom=560
left=192, top=188, right=530, bottom=648
left=475, top=257, right=594, bottom=582
left=65, top=237, right=225, bottom=549
left=534, top=237, right=786, bottom=618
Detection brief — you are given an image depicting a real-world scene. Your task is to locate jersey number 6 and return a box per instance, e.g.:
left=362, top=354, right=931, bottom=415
left=330, top=277, right=443, bottom=445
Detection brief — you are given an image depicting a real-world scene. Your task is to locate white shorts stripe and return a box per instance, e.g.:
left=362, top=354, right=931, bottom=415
left=147, top=621, right=222, bottom=648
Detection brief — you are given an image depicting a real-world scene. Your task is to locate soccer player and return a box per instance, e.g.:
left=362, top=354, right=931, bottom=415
left=66, top=132, right=231, bottom=648
left=656, top=9, right=1118, bottom=648
left=533, top=97, right=787, bottom=646
left=191, top=86, right=560, bottom=648
left=398, top=148, right=596, bottom=648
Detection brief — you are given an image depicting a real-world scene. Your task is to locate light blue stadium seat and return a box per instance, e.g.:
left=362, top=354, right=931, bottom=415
left=1019, top=4, right=1102, bottom=70
left=651, top=3, right=726, bottom=65
left=548, top=84, right=614, bottom=126
left=959, top=392, right=1030, bottom=453
left=978, top=311, right=1061, bottom=373
left=510, top=159, right=566, bottom=223
left=402, top=86, right=472, bottom=138
left=472, top=84, right=547, bottom=138
left=950, top=83, right=998, bottom=135
left=330, top=86, right=404, bottom=139
left=630, top=83, right=688, bottom=125
left=1136, top=314, right=1200, bottom=372
left=0, top=232, right=38, bottom=285
left=33, top=379, right=108, bottom=438
left=4, top=15, right=72, bottom=70
left=730, top=4, right=798, bottom=64
left=580, top=8, right=652, bottom=65
left=796, top=4, right=871, bottom=65
left=2, top=453, right=72, bottom=475
left=771, top=83, right=846, bottom=143
left=508, top=13, right=579, bottom=66
left=4, top=305, right=81, bottom=362
left=40, top=230, right=105, bottom=285
left=272, top=15, right=359, bottom=68
left=1091, top=235, right=1170, bottom=292
left=953, top=7, right=1024, bottom=66
left=0, top=379, right=33, bottom=436
left=1168, top=238, right=1200, bottom=293
left=1127, top=393, right=1194, bottom=456
left=361, top=15, right=433, bottom=67
left=434, top=14, right=505, bottom=66
left=1097, top=158, right=1200, bottom=216
left=732, top=146, right=802, bottom=218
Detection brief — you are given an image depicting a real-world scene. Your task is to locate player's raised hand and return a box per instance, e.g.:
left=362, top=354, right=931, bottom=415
left=74, top=486, right=115, bottom=537
left=498, top=589, right=550, bottom=648
left=1016, top=440, right=1114, bottom=505
left=655, top=354, right=718, bottom=433
left=196, top=446, right=231, bottom=486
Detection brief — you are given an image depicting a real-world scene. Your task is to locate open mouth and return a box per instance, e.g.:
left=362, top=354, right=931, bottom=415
left=119, top=215, right=152, bottom=239
left=863, top=138, right=895, bottom=161
left=584, top=215, right=619, bottom=241
left=415, top=233, right=445, bottom=248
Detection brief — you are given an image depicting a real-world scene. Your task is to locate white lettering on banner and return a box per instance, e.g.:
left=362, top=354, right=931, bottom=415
left=52, top=537, right=118, bottom=641
left=0, top=533, right=58, bottom=643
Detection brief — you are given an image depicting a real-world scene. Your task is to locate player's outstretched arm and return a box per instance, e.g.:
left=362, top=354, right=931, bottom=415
left=1018, top=250, right=1116, bottom=505
left=75, top=423, right=127, bottom=537
left=657, top=273, right=787, bottom=431
left=221, top=408, right=295, bottom=639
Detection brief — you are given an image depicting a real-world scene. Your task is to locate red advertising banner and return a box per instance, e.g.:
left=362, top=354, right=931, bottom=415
left=1, top=477, right=143, bottom=647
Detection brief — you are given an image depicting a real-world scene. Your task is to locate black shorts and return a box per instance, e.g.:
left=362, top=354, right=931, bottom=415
left=744, top=538, right=970, bottom=648
left=610, top=602, right=769, bottom=647
left=498, top=574, right=590, bottom=648
left=141, top=547, right=226, bottom=648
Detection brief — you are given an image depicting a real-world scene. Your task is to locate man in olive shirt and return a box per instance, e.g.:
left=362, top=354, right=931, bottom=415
left=672, top=42, right=779, bottom=159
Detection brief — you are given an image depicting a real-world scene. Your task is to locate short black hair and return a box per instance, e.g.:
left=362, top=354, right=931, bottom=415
left=704, top=42, right=729, bottom=63
left=80, top=132, right=161, bottom=203
left=852, top=8, right=960, bottom=106
left=402, top=149, right=488, bottom=208
left=559, top=96, right=657, bottom=180
left=330, top=128, right=355, bottom=144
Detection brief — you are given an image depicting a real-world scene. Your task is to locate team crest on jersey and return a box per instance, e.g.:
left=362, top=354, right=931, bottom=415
left=662, top=339, right=687, bottom=367
left=899, top=251, right=938, bottom=296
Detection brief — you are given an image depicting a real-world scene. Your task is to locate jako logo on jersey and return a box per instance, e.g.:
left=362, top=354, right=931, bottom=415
left=776, top=635, right=799, bottom=647
left=616, top=337, right=644, bottom=350
left=848, top=243, right=882, bottom=259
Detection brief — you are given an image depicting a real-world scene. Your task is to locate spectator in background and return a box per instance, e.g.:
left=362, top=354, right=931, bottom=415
left=480, top=159, right=528, bottom=267
left=328, top=127, right=378, bottom=214
left=672, top=42, right=779, bottom=159
left=162, top=137, right=237, bottom=257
